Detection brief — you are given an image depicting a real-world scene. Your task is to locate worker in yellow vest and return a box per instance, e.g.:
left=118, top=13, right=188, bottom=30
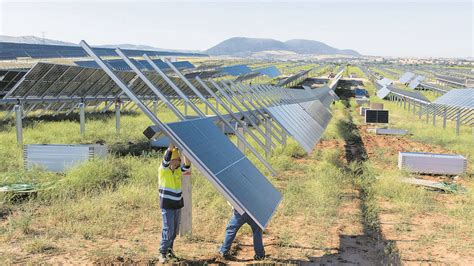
left=158, top=143, right=190, bottom=263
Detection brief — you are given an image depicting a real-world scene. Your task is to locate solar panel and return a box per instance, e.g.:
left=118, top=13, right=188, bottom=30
left=408, top=75, right=425, bottom=89
left=300, top=100, right=333, bottom=129
left=0, top=69, right=27, bottom=95
left=365, top=110, right=389, bottom=123
left=254, top=66, right=281, bottom=78
left=75, top=59, right=195, bottom=71
left=219, top=64, right=252, bottom=76
left=399, top=72, right=415, bottom=83
left=376, top=77, right=393, bottom=87
left=388, top=86, right=430, bottom=102
left=276, top=69, right=313, bottom=87
left=168, top=118, right=282, bottom=229
left=433, top=89, right=474, bottom=108
left=234, top=72, right=262, bottom=82
left=376, top=86, right=391, bottom=99
left=1, top=62, right=210, bottom=107
left=266, top=102, right=325, bottom=153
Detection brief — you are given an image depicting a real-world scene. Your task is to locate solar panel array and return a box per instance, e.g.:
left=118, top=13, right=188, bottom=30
left=0, top=41, right=205, bottom=60
left=428, top=89, right=473, bottom=125
left=435, top=74, right=469, bottom=87
left=276, top=68, right=313, bottom=87
left=2, top=40, right=342, bottom=229
left=375, top=83, right=430, bottom=104
left=234, top=72, right=262, bottom=82
left=0, top=62, right=212, bottom=110
left=74, top=59, right=195, bottom=71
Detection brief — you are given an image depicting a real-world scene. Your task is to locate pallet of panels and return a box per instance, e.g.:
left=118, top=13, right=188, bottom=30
left=398, top=152, right=467, bottom=175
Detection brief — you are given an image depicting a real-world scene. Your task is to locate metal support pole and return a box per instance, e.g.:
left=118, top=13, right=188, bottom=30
left=408, top=100, right=411, bottom=111
left=265, top=119, right=271, bottom=159
left=443, top=107, right=447, bottom=129
left=179, top=171, right=192, bottom=237
left=79, top=103, right=85, bottom=137
left=184, top=101, right=188, bottom=116
left=403, top=99, right=406, bottom=109
left=418, top=104, right=422, bottom=119
left=237, top=124, right=245, bottom=153
left=15, top=105, right=23, bottom=146
left=115, top=102, right=121, bottom=134
left=456, top=111, right=461, bottom=136
left=153, top=100, right=158, bottom=114
left=426, top=107, right=429, bottom=124
left=433, top=111, right=436, bottom=126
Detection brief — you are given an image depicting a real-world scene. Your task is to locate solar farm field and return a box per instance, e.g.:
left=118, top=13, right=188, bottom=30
left=0, top=49, right=473, bottom=264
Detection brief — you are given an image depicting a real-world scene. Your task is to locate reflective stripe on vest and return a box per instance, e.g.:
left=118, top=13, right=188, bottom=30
left=158, top=165, right=183, bottom=209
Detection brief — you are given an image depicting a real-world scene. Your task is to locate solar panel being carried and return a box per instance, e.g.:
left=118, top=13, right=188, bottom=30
left=167, top=117, right=282, bottom=229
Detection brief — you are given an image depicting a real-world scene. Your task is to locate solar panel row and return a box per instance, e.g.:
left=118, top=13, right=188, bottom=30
left=0, top=41, right=205, bottom=60
left=74, top=59, right=195, bottom=71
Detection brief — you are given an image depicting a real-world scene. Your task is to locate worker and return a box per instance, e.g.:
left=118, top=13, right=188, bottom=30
left=217, top=209, right=266, bottom=261
left=158, top=143, right=190, bottom=263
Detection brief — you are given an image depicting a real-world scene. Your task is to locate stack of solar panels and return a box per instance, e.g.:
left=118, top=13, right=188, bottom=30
left=398, top=152, right=467, bottom=175
left=24, top=144, right=107, bottom=172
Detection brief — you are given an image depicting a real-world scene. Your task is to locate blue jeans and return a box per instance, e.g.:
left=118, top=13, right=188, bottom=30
left=219, top=209, right=265, bottom=257
left=160, top=208, right=181, bottom=254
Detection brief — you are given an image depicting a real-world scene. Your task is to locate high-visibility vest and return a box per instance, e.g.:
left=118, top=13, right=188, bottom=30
left=158, top=165, right=184, bottom=209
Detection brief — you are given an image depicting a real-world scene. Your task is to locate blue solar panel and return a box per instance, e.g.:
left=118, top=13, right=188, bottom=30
left=254, top=66, right=281, bottom=78
left=75, top=59, right=195, bottom=71
left=166, top=118, right=282, bottom=229
left=354, top=88, right=368, bottom=97
left=0, top=42, right=206, bottom=60
left=219, top=64, right=252, bottom=76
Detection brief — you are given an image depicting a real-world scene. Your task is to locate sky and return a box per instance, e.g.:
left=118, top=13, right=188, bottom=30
left=0, top=0, right=472, bottom=58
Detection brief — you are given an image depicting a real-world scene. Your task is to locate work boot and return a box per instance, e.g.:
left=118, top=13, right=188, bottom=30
left=158, top=253, right=168, bottom=263
left=254, top=254, right=266, bottom=261
left=166, top=249, right=179, bottom=261
left=216, top=251, right=232, bottom=261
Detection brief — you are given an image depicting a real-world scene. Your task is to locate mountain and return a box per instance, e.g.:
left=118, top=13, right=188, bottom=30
left=96, top=44, right=201, bottom=54
left=1, top=35, right=361, bottom=57
left=206, top=37, right=360, bottom=56
left=0, top=35, right=75, bottom=46
left=284, top=39, right=359, bottom=56
left=206, top=37, right=288, bottom=56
